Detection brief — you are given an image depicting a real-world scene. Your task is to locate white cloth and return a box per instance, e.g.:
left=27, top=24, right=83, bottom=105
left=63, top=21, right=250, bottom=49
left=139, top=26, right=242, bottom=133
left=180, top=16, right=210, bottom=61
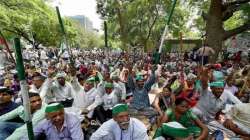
left=111, top=69, right=121, bottom=78
left=220, top=89, right=242, bottom=105
left=90, top=118, right=149, bottom=140
left=51, top=81, right=73, bottom=101
left=224, top=84, right=238, bottom=95
left=40, top=50, right=47, bottom=60
left=71, top=77, right=86, bottom=108
left=155, top=64, right=162, bottom=77
left=97, top=81, right=106, bottom=96
left=193, top=88, right=242, bottom=123
left=207, top=120, right=236, bottom=138
left=113, top=81, right=126, bottom=101
left=29, top=84, right=40, bottom=93
left=226, top=103, right=250, bottom=134
left=30, top=78, right=55, bottom=103
left=22, top=49, right=31, bottom=60
left=62, top=51, right=70, bottom=58
left=73, top=88, right=102, bottom=111
left=102, top=91, right=119, bottom=110
left=0, top=51, right=8, bottom=67
left=154, top=136, right=165, bottom=140
left=70, top=77, right=102, bottom=111
left=78, top=87, right=101, bottom=110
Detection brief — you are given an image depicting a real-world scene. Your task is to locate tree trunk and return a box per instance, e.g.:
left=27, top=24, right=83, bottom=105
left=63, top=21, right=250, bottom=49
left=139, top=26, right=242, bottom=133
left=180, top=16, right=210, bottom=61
left=116, top=0, right=128, bottom=50
left=206, top=0, right=225, bottom=62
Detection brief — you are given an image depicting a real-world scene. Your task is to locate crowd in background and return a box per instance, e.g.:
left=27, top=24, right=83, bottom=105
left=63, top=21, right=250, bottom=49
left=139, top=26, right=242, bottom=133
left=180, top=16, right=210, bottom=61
left=0, top=45, right=250, bottom=140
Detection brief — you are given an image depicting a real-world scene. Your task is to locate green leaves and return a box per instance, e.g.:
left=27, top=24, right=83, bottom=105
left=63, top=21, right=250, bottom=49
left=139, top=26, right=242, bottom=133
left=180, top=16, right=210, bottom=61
left=96, top=0, right=196, bottom=50
left=224, top=11, right=245, bottom=30
left=96, top=0, right=250, bottom=53
left=187, top=0, right=250, bottom=33
left=0, top=0, right=98, bottom=48
left=70, top=20, right=104, bottom=49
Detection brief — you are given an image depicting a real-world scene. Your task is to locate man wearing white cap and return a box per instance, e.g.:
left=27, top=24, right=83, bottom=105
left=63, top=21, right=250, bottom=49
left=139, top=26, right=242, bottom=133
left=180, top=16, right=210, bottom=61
left=192, top=73, right=242, bottom=123
left=93, top=82, right=119, bottom=123
left=110, top=73, right=127, bottom=103
left=90, top=104, right=149, bottom=140
left=71, top=75, right=102, bottom=118
left=50, top=71, right=73, bottom=106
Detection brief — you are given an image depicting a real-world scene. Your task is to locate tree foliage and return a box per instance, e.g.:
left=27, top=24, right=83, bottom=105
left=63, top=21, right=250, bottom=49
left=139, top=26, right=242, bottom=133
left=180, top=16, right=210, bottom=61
left=0, top=0, right=63, bottom=48
left=96, top=0, right=192, bottom=50
left=71, top=20, right=104, bottom=49
left=0, top=0, right=103, bottom=49
left=187, top=0, right=250, bottom=61
left=189, top=0, right=250, bottom=35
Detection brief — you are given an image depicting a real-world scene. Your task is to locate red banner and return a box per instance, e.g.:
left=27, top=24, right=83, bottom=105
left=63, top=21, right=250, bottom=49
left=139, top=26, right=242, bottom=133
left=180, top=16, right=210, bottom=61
left=0, top=37, right=5, bottom=45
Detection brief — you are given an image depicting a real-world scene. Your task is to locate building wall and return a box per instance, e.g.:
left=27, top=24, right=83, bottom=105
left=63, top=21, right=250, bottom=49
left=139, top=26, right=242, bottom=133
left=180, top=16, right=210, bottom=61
left=69, top=15, right=94, bottom=31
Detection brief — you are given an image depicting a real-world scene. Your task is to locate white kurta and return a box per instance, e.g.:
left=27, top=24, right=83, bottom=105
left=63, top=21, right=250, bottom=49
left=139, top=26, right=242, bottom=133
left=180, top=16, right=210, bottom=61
left=102, top=91, right=119, bottom=110
left=0, top=51, right=8, bottom=67
left=71, top=77, right=102, bottom=111
left=40, top=50, right=47, bottom=60
left=70, top=77, right=85, bottom=108
left=90, top=118, right=149, bottom=140
left=86, top=88, right=102, bottom=111
left=30, top=78, right=55, bottom=103
left=98, top=81, right=126, bottom=102
left=51, top=81, right=73, bottom=102
left=113, top=81, right=126, bottom=102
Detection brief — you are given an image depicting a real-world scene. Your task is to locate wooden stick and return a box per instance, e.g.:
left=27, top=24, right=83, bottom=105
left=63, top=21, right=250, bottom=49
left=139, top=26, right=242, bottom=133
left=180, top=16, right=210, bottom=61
left=0, top=30, right=16, bottom=64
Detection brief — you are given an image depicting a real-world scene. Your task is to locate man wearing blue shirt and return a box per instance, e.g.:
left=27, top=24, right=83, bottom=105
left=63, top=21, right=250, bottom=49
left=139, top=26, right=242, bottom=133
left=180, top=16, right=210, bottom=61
left=0, top=86, right=19, bottom=116
left=0, top=92, right=46, bottom=140
left=0, top=86, right=21, bottom=139
left=29, top=103, right=84, bottom=140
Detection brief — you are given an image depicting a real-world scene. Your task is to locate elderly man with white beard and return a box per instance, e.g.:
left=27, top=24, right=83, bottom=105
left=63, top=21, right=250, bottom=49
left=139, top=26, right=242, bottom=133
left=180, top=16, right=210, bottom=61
left=90, top=104, right=149, bottom=140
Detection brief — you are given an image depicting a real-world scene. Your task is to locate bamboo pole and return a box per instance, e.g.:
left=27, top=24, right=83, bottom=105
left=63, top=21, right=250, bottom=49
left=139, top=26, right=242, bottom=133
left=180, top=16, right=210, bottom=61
left=14, top=38, right=34, bottom=140
left=158, top=0, right=178, bottom=54
left=104, top=21, right=108, bottom=48
left=104, top=21, right=110, bottom=60
left=56, top=6, right=73, bottom=64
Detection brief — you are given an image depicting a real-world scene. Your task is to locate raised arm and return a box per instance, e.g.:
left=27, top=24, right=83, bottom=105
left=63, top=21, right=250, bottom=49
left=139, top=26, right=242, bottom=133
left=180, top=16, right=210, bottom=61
left=127, top=63, right=136, bottom=91
left=144, top=67, right=156, bottom=92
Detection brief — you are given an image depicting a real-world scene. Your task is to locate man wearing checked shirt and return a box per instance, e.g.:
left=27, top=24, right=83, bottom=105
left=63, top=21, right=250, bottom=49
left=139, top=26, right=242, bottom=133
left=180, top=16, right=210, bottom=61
left=126, top=63, right=157, bottom=117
